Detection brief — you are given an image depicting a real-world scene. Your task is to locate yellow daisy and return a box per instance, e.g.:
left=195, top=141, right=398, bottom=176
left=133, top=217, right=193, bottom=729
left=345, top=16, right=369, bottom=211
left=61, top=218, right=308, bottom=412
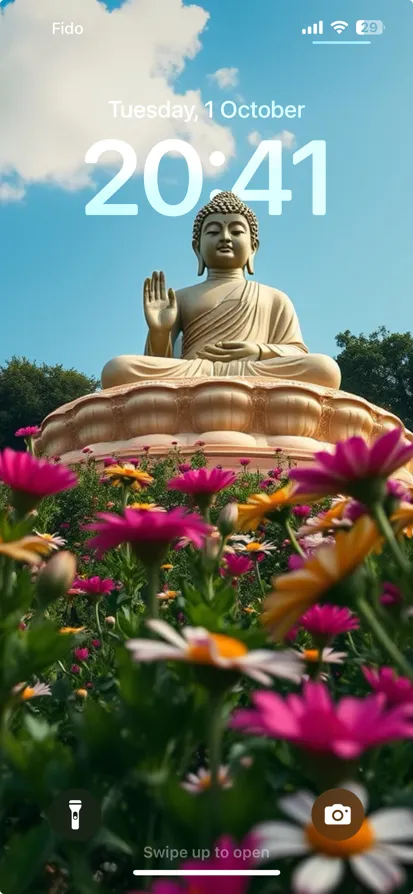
left=391, top=502, right=413, bottom=538
left=129, top=502, right=165, bottom=511
left=0, top=535, right=53, bottom=564
left=103, top=464, right=153, bottom=491
left=236, top=484, right=312, bottom=532
left=262, top=516, right=381, bottom=640
left=59, top=626, right=86, bottom=635
left=157, top=590, right=179, bottom=601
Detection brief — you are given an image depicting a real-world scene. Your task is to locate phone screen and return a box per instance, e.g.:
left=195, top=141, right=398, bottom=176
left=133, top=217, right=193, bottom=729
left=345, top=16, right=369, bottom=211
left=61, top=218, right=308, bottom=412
left=1, top=3, right=413, bottom=894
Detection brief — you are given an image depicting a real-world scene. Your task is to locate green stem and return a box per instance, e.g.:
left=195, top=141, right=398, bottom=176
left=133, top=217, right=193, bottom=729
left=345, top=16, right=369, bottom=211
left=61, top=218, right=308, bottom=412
left=207, top=693, right=224, bottom=827
left=95, top=599, right=103, bottom=643
left=255, top=560, right=265, bottom=597
left=357, top=594, right=413, bottom=680
left=146, top=564, right=160, bottom=620
left=286, top=521, right=305, bottom=558
left=371, top=502, right=410, bottom=574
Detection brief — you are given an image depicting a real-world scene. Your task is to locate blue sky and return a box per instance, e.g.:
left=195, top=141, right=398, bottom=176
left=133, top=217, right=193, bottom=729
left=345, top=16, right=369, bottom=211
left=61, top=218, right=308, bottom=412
left=1, top=0, right=412, bottom=382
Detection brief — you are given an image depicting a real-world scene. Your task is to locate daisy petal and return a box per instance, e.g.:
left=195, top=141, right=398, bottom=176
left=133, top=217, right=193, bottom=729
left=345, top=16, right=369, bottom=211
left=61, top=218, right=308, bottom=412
left=383, top=843, right=413, bottom=862
left=292, top=854, right=344, bottom=894
left=340, top=781, right=369, bottom=811
left=146, top=619, right=187, bottom=649
left=253, top=821, right=309, bottom=859
left=369, top=808, right=413, bottom=841
left=279, top=791, right=314, bottom=825
left=350, top=848, right=404, bottom=892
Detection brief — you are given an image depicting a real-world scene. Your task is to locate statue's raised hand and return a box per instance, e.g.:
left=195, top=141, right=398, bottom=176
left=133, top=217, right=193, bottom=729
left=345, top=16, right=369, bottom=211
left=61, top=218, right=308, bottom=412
left=144, top=271, right=177, bottom=333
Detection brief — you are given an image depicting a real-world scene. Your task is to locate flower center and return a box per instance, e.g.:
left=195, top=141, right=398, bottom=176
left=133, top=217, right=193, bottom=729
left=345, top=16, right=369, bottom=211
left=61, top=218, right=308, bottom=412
left=245, top=542, right=262, bottom=552
left=306, top=819, right=375, bottom=856
left=188, top=633, right=248, bottom=663
left=303, top=649, right=321, bottom=662
left=21, top=687, right=34, bottom=700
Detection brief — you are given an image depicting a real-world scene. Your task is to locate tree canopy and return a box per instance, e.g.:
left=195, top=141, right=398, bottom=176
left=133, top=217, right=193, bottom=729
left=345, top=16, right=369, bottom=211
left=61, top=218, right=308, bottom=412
left=0, top=357, right=99, bottom=450
left=335, top=327, right=413, bottom=431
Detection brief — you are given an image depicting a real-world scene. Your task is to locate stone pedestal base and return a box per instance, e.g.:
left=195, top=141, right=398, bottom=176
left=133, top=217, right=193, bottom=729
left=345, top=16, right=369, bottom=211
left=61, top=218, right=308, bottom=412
left=36, top=378, right=413, bottom=482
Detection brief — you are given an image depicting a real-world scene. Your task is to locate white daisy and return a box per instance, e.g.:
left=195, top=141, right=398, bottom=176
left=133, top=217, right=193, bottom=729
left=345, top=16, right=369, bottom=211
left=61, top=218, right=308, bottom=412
left=252, top=782, right=413, bottom=894
left=126, top=620, right=304, bottom=685
left=33, top=531, right=67, bottom=551
left=296, top=647, right=347, bottom=666
left=13, top=681, right=52, bottom=700
left=229, top=535, right=276, bottom=557
left=182, top=765, right=232, bottom=794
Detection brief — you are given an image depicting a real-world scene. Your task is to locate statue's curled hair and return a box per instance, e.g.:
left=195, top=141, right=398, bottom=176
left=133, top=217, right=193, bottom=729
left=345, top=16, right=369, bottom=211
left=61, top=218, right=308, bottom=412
left=192, top=191, right=259, bottom=251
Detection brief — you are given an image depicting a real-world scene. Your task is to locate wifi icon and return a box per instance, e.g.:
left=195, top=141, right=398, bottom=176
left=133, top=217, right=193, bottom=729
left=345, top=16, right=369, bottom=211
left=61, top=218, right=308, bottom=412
left=330, top=20, right=349, bottom=34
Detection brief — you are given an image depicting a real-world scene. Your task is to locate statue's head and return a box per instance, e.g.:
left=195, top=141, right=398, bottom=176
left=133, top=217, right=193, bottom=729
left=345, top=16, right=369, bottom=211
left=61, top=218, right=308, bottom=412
left=192, top=191, right=259, bottom=276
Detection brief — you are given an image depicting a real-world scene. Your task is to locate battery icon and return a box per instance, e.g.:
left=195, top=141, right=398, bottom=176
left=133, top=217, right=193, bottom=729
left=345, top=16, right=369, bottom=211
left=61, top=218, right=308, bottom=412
left=356, top=20, right=385, bottom=35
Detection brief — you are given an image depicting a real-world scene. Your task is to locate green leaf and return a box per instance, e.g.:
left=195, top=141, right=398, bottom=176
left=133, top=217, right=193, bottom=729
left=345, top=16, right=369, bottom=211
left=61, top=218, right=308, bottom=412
left=0, top=824, right=53, bottom=894
left=24, top=714, right=53, bottom=742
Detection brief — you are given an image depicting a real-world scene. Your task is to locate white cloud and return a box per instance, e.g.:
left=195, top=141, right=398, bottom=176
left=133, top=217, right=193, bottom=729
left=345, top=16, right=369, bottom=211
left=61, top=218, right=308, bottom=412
left=0, top=183, right=25, bottom=203
left=208, top=67, right=239, bottom=89
left=248, top=131, right=261, bottom=147
left=247, top=130, right=297, bottom=151
left=0, top=0, right=235, bottom=200
left=274, top=130, right=297, bottom=151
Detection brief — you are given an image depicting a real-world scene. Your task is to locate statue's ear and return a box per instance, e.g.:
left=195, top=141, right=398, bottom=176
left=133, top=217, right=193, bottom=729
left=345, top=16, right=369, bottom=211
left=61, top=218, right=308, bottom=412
left=193, top=241, right=206, bottom=277
left=246, top=240, right=259, bottom=275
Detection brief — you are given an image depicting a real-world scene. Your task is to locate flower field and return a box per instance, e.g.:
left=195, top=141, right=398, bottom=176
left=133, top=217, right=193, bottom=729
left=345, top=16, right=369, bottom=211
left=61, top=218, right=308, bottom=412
left=1, top=432, right=413, bottom=893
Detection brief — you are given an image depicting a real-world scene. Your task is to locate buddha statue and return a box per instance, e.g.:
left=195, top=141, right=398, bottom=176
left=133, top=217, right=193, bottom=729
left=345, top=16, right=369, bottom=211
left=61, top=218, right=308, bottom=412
left=101, top=192, right=341, bottom=390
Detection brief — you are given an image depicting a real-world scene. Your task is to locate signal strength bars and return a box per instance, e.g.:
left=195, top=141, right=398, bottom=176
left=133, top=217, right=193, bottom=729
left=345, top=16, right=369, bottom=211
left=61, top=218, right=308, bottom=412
left=302, top=21, right=323, bottom=35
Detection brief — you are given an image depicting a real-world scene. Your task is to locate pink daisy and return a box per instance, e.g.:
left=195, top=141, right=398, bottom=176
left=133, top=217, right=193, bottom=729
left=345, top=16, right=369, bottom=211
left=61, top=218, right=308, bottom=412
left=380, top=581, right=403, bottom=606
left=15, top=426, right=41, bottom=438
left=73, top=648, right=89, bottom=662
left=239, top=457, right=251, bottom=467
left=168, top=467, right=236, bottom=497
left=0, top=448, right=77, bottom=510
left=300, top=604, right=359, bottom=639
left=362, top=665, right=413, bottom=706
left=86, top=508, right=211, bottom=563
left=72, top=576, right=118, bottom=599
left=221, top=554, right=254, bottom=577
left=230, top=679, right=413, bottom=759
left=290, top=428, right=413, bottom=502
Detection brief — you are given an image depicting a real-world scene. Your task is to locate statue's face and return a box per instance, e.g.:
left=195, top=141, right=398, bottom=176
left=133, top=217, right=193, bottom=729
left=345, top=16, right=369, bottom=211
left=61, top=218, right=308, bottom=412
left=199, top=212, right=252, bottom=269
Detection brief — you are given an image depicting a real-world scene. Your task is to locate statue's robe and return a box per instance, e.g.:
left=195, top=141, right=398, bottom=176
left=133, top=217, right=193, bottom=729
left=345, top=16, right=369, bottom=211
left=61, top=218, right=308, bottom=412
left=101, top=281, right=340, bottom=389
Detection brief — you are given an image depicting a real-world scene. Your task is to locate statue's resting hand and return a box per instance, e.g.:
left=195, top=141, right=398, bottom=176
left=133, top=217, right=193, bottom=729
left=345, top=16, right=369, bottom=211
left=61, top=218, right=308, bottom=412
left=144, top=271, right=177, bottom=333
left=197, top=341, right=261, bottom=362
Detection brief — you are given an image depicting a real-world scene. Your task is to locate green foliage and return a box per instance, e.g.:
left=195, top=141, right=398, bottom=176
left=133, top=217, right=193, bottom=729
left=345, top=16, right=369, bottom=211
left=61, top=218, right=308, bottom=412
left=336, top=327, right=413, bottom=429
left=0, top=356, right=98, bottom=451
left=1, top=448, right=413, bottom=893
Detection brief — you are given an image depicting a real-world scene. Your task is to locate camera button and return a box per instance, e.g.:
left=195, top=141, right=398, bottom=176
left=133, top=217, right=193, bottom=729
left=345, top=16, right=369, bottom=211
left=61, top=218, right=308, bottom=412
left=311, top=787, right=365, bottom=841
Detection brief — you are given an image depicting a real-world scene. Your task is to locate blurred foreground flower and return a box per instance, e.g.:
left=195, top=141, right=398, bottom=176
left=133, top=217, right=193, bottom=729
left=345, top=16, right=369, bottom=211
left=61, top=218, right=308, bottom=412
left=86, top=508, right=211, bottom=564
left=253, top=782, right=413, bottom=894
left=290, top=428, right=413, bottom=503
left=231, top=680, right=413, bottom=759
left=262, top=517, right=380, bottom=640
left=0, top=448, right=77, bottom=512
left=0, top=534, right=53, bottom=564
left=127, top=620, right=304, bottom=685
left=362, top=665, right=413, bottom=706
